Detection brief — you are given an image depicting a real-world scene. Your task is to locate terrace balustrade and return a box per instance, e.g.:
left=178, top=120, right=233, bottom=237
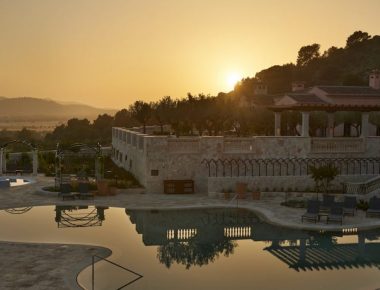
left=344, top=175, right=380, bottom=194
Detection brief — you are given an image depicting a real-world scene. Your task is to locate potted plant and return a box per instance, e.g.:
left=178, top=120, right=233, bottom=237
left=223, top=188, right=231, bottom=199
left=236, top=182, right=248, bottom=199
left=251, top=187, right=261, bottom=200
left=97, top=180, right=109, bottom=196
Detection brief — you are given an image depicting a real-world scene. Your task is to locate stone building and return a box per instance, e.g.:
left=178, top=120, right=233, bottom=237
left=112, top=70, right=380, bottom=195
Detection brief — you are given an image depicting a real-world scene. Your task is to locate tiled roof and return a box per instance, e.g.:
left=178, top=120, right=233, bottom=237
left=287, top=93, right=326, bottom=104
left=269, top=103, right=380, bottom=112
left=243, top=94, right=275, bottom=106
left=316, top=86, right=380, bottom=96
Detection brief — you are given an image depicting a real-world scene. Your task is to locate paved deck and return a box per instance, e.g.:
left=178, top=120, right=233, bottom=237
left=0, top=241, right=111, bottom=290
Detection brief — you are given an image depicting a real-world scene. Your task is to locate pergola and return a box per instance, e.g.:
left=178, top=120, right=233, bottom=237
left=0, top=140, right=38, bottom=176
left=55, top=142, right=104, bottom=187
left=54, top=205, right=107, bottom=228
left=270, top=103, right=380, bottom=137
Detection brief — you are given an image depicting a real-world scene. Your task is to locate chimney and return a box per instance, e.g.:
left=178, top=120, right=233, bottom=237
left=254, top=82, right=268, bottom=95
left=292, top=81, right=305, bottom=92
left=369, top=69, right=380, bottom=90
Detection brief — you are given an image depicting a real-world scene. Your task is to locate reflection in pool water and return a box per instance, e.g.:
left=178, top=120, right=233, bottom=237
left=0, top=206, right=380, bottom=290
left=54, top=205, right=107, bottom=228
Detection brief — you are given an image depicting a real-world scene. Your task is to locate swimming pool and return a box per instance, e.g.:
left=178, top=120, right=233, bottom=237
left=0, top=177, right=31, bottom=187
left=0, top=206, right=379, bottom=290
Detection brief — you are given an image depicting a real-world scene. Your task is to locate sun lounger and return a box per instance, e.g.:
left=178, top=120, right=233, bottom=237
left=320, top=194, right=335, bottom=212
left=302, top=200, right=319, bottom=223
left=343, top=196, right=357, bottom=216
left=59, top=183, right=76, bottom=201
left=327, top=206, right=343, bottom=224
left=78, top=183, right=94, bottom=200
left=366, top=197, right=380, bottom=217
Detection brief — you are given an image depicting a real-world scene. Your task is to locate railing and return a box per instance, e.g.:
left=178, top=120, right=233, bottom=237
left=311, top=138, right=364, bottom=153
left=224, top=226, right=252, bottom=238
left=344, top=175, right=380, bottom=194
left=167, top=228, right=197, bottom=240
left=228, top=193, right=240, bottom=208
left=92, top=255, right=143, bottom=290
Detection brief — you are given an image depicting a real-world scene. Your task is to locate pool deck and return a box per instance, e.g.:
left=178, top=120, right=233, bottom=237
left=1, top=175, right=380, bottom=232
left=0, top=241, right=111, bottom=290
left=1, top=175, right=380, bottom=289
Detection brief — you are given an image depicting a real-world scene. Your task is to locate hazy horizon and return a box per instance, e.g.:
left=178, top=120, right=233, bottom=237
left=1, top=0, right=380, bottom=108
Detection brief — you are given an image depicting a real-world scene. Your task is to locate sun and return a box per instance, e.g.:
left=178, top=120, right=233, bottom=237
left=226, top=72, right=242, bottom=90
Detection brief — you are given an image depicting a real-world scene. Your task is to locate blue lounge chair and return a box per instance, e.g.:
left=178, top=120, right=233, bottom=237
left=343, top=196, right=357, bottom=216
left=78, top=183, right=94, bottom=200
left=327, top=206, right=343, bottom=224
left=59, top=183, right=75, bottom=201
left=302, top=200, right=319, bottom=223
left=366, top=197, right=380, bottom=217
left=320, top=194, right=335, bottom=212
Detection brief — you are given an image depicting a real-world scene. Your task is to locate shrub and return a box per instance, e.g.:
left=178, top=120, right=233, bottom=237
left=357, top=199, right=368, bottom=211
left=281, top=200, right=306, bottom=208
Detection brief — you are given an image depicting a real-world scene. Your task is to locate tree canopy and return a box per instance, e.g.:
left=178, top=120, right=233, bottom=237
left=346, top=31, right=371, bottom=48
left=297, top=43, right=321, bottom=66
left=235, top=31, right=380, bottom=95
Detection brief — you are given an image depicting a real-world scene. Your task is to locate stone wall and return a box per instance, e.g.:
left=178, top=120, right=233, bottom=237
left=207, top=175, right=376, bottom=195
left=111, top=127, right=380, bottom=194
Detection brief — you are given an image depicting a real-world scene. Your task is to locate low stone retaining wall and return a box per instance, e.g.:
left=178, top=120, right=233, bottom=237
left=207, top=175, right=376, bottom=194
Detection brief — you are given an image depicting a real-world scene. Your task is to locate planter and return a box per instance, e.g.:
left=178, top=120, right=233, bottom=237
left=97, top=180, right=109, bottom=196
left=252, top=191, right=261, bottom=200
left=236, top=182, right=248, bottom=199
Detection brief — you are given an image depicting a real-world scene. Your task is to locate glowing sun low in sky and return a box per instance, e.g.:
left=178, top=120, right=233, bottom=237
left=226, top=72, right=242, bottom=90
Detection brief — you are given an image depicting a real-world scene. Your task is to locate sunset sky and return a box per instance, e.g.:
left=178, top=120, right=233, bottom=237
left=0, top=0, right=379, bottom=109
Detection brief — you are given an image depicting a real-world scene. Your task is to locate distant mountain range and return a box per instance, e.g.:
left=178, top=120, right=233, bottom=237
left=0, top=97, right=117, bottom=121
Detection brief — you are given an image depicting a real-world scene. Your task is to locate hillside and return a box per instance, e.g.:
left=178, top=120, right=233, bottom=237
left=0, top=97, right=116, bottom=121
left=229, top=31, right=380, bottom=98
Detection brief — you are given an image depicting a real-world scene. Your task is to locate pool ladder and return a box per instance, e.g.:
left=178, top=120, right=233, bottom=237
left=91, top=255, right=143, bottom=290
left=228, top=194, right=239, bottom=208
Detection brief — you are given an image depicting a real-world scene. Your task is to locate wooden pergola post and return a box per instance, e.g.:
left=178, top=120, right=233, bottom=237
left=301, top=111, right=310, bottom=137
left=0, top=148, right=3, bottom=176
left=274, top=111, right=281, bottom=136
left=361, top=112, right=370, bottom=137
left=327, top=112, right=335, bottom=137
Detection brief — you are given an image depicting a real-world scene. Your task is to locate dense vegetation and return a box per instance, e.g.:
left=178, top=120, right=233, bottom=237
left=1, top=31, right=379, bottom=150
left=234, top=30, right=380, bottom=96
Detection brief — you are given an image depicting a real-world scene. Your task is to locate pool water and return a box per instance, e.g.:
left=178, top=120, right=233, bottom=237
left=0, top=206, right=380, bottom=290
left=9, top=178, right=30, bottom=187
left=0, top=177, right=30, bottom=187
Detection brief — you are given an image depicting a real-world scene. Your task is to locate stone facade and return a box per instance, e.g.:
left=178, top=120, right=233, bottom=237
left=112, top=127, right=380, bottom=194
